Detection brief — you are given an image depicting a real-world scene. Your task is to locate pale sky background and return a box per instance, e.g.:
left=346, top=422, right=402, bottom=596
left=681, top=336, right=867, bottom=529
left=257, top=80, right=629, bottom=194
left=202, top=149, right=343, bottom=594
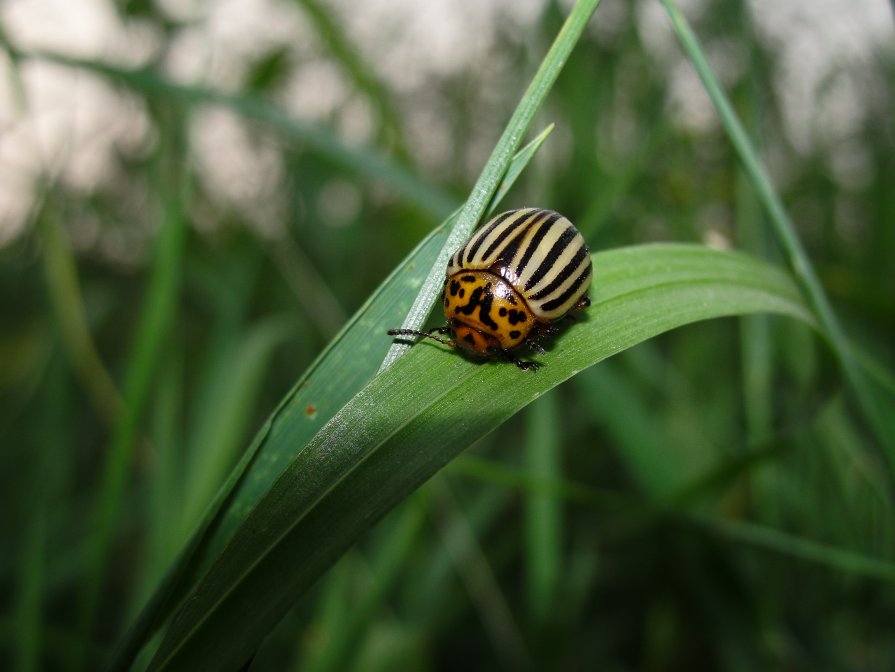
left=0, top=0, right=892, bottom=246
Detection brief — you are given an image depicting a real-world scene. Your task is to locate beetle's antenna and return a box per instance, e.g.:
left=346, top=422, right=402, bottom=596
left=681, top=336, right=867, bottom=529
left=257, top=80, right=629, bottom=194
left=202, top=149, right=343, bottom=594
left=387, top=329, right=455, bottom=347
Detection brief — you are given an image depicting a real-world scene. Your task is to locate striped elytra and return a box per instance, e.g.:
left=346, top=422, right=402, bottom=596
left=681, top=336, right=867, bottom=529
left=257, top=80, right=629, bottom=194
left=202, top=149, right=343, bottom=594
left=446, top=208, right=591, bottom=321
left=388, top=208, right=591, bottom=370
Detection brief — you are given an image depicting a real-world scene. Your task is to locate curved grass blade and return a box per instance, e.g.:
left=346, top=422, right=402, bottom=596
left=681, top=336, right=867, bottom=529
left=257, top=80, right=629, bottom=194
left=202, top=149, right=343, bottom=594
left=294, top=0, right=409, bottom=158
left=107, top=127, right=553, bottom=671
left=447, top=455, right=895, bottom=585
left=9, top=49, right=455, bottom=220
left=77, top=112, right=189, bottom=669
left=687, top=515, right=895, bottom=584
left=148, top=244, right=815, bottom=670
left=207, top=125, right=554, bottom=558
left=380, top=0, right=602, bottom=369
left=660, top=0, right=895, bottom=473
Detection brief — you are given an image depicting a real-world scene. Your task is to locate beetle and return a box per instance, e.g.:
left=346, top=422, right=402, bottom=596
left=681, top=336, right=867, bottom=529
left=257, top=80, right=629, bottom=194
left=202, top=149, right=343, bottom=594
left=388, top=208, right=592, bottom=370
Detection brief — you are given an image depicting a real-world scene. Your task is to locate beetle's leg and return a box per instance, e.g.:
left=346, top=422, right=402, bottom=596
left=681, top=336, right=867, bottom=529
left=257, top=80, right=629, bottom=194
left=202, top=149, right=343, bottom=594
left=566, top=295, right=591, bottom=319
left=555, top=296, right=591, bottom=324
left=530, top=323, right=560, bottom=340
left=525, top=338, right=547, bottom=355
left=499, top=349, right=539, bottom=371
left=512, top=356, right=540, bottom=371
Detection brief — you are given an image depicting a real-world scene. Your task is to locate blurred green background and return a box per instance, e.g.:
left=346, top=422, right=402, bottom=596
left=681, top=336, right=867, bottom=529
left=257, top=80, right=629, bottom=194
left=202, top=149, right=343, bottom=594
left=1, top=0, right=894, bottom=669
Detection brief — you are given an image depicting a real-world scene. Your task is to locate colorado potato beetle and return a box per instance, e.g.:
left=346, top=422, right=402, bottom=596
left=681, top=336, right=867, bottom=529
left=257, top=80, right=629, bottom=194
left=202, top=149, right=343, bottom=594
left=389, top=208, right=592, bottom=370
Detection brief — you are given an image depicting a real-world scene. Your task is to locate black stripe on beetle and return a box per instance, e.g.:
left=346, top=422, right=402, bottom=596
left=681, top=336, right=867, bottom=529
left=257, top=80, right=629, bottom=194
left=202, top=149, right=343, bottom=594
left=541, top=265, right=592, bottom=312
left=514, top=211, right=562, bottom=278
left=464, top=209, right=518, bottom=266
left=524, top=225, right=578, bottom=291
left=391, top=208, right=592, bottom=370
left=480, top=213, right=534, bottom=263
left=529, top=244, right=589, bottom=300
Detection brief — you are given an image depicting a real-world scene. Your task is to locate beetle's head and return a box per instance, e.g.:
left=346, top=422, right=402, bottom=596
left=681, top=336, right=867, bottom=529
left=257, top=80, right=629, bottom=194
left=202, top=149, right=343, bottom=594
left=450, top=319, right=502, bottom=357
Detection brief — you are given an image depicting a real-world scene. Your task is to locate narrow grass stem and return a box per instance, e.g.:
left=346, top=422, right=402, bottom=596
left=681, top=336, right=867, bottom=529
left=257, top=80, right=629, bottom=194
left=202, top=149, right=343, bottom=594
left=76, top=110, right=189, bottom=669
left=660, top=0, right=895, bottom=471
left=379, top=0, right=602, bottom=370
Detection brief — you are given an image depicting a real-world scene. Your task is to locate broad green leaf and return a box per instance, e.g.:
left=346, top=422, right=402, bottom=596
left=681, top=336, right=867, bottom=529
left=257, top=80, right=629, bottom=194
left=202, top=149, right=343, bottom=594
left=108, top=127, right=554, bottom=670
left=148, top=244, right=815, bottom=670
left=208, top=124, right=555, bottom=558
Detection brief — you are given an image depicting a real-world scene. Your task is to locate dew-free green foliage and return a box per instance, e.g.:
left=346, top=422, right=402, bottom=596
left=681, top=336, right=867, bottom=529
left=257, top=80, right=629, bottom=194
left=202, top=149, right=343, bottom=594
left=1, top=0, right=894, bottom=670
left=147, top=244, right=815, bottom=670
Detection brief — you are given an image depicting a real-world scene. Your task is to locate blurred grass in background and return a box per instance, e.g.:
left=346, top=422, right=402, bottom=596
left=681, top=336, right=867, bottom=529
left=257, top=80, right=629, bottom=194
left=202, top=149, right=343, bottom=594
left=1, top=0, right=894, bottom=669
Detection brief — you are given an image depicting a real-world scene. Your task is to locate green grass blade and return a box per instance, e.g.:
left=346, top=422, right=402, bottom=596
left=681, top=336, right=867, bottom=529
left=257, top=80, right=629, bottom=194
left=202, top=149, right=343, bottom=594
left=690, top=515, right=895, bottom=584
left=181, top=317, right=296, bottom=533
left=660, top=0, right=895, bottom=471
left=107, top=128, right=552, bottom=670
left=573, top=361, right=677, bottom=497
left=380, top=0, right=601, bottom=369
left=145, top=349, right=183, bottom=591
left=293, top=0, right=409, bottom=157
left=524, top=391, right=563, bottom=627
left=37, top=204, right=122, bottom=428
left=733, top=4, right=774, bottom=446
left=492, top=123, right=555, bottom=211
left=77, top=110, right=189, bottom=668
left=302, top=497, right=427, bottom=672
left=11, top=49, right=456, bottom=220
left=446, top=455, right=623, bottom=509
left=147, top=244, right=815, bottom=670
left=13, top=356, right=71, bottom=672
left=206, top=126, right=555, bottom=559
left=266, top=237, right=348, bottom=339
left=432, top=481, right=530, bottom=669
left=448, top=455, right=895, bottom=585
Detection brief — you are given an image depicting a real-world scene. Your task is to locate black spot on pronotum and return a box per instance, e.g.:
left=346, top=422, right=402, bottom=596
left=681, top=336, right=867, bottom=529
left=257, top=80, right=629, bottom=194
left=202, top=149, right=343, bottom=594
left=449, top=279, right=461, bottom=296
left=509, top=330, right=521, bottom=339
left=461, top=275, right=476, bottom=283
left=506, top=309, right=526, bottom=325
left=455, top=286, right=499, bottom=330
left=463, top=333, right=476, bottom=345
left=498, top=307, right=508, bottom=316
